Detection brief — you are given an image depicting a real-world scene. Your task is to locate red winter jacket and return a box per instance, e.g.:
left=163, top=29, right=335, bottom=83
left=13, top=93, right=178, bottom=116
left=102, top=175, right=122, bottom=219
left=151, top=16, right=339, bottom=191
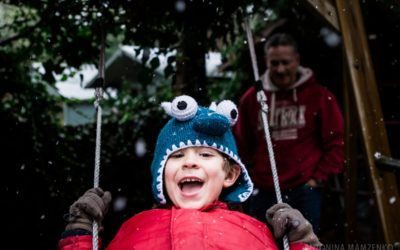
left=233, top=67, right=344, bottom=191
left=58, top=201, right=317, bottom=250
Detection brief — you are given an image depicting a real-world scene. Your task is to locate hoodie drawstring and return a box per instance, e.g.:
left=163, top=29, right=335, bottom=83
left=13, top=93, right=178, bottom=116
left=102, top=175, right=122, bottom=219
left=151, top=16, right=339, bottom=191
left=269, top=92, right=276, bottom=127
left=293, top=88, right=298, bottom=103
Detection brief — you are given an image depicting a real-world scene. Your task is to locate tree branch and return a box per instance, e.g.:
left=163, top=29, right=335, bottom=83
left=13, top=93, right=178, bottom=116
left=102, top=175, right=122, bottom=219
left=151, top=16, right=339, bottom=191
left=0, top=21, right=40, bottom=46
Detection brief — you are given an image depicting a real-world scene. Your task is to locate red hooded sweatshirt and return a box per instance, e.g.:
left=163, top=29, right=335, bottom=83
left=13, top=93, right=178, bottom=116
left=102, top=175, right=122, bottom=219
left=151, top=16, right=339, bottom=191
left=233, top=67, right=344, bottom=191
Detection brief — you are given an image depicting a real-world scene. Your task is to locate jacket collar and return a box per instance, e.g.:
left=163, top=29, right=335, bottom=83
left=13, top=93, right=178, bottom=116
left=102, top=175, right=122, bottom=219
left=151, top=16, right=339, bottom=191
left=167, top=200, right=228, bottom=211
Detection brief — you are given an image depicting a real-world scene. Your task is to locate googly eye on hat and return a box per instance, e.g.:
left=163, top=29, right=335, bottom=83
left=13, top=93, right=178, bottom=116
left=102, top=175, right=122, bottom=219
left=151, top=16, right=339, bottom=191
left=161, top=95, right=198, bottom=121
left=209, top=100, right=239, bottom=126
left=151, top=95, right=253, bottom=204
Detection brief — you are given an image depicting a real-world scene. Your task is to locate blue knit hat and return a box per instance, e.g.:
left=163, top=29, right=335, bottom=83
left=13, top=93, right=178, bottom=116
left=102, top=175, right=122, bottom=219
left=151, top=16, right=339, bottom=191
left=151, top=95, right=253, bottom=204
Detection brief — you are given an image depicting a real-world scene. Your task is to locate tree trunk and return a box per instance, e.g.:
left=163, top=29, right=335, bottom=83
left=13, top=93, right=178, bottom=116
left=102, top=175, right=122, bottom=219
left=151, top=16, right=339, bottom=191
left=173, top=7, right=209, bottom=105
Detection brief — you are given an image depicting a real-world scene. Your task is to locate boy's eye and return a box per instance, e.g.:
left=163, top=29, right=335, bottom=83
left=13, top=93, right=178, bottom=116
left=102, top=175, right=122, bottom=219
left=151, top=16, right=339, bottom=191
left=199, top=152, right=213, bottom=157
left=170, top=152, right=183, bottom=158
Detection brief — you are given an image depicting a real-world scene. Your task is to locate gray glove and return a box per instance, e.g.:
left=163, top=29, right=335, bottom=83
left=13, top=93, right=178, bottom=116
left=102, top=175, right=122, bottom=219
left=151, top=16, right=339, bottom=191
left=66, top=188, right=112, bottom=231
left=266, top=203, right=322, bottom=247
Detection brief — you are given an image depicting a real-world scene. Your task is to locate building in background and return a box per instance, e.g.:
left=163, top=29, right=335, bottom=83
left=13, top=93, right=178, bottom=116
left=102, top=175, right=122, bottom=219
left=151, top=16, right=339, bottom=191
left=56, top=46, right=228, bottom=126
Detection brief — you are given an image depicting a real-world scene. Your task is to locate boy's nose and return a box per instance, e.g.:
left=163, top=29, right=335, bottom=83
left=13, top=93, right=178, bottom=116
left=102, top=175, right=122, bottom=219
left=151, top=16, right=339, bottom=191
left=182, top=153, right=199, bottom=168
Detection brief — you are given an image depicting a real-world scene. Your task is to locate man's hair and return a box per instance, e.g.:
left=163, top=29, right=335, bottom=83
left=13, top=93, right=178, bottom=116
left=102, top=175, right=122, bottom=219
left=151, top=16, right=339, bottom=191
left=264, top=33, right=298, bottom=53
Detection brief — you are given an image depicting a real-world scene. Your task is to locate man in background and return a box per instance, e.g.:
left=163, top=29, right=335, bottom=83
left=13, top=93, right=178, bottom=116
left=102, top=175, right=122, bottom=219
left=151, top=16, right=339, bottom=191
left=233, top=33, right=344, bottom=233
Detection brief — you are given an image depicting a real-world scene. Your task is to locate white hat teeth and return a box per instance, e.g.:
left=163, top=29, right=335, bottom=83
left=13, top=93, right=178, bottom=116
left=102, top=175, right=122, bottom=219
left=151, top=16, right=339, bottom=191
left=203, top=141, right=209, bottom=146
left=187, top=140, right=193, bottom=146
left=224, top=147, right=230, bottom=154
left=212, top=143, right=217, bottom=147
left=179, top=142, right=186, bottom=147
left=156, top=166, right=166, bottom=204
left=195, top=139, right=201, bottom=146
left=172, top=144, right=178, bottom=151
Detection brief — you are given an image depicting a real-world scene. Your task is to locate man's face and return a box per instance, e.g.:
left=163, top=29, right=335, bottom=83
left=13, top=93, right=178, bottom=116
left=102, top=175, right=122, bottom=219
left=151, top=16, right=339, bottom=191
left=266, top=45, right=300, bottom=89
left=164, top=147, right=233, bottom=209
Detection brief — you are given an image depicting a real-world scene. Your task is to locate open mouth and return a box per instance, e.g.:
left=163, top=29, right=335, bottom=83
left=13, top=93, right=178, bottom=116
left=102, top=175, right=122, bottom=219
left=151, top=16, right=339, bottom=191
left=178, top=177, right=204, bottom=194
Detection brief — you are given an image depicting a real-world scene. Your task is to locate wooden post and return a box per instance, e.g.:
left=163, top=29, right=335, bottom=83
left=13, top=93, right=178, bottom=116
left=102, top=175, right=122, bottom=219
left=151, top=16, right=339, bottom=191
left=335, top=0, right=400, bottom=243
left=304, top=0, right=340, bottom=31
left=303, top=0, right=400, bottom=243
left=343, top=58, right=358, bottom=244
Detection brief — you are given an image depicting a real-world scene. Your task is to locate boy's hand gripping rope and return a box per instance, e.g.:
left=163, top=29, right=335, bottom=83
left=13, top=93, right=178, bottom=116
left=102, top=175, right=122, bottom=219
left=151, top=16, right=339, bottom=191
left=243, top=17, right=289, bottom=250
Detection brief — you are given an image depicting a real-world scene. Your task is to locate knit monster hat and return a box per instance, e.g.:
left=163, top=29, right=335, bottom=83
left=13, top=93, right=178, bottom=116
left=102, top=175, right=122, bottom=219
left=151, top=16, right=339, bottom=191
left=151, top=95, right=253, bottom=204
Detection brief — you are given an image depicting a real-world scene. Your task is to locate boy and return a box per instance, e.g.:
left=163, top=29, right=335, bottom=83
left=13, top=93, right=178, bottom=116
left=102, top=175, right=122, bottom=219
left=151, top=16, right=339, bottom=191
left=59, top=95, right=321, bottom=249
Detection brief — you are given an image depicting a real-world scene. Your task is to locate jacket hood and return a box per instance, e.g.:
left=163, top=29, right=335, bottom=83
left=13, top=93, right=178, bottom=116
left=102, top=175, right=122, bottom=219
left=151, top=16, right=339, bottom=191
left=262, top=66, right=314, bottom=91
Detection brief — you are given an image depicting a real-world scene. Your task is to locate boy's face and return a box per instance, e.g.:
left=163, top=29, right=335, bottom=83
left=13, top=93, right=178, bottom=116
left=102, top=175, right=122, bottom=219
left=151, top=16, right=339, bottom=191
left=164, top=147, right=239, bottom=209
left=266, top=45, right=300, bottom=89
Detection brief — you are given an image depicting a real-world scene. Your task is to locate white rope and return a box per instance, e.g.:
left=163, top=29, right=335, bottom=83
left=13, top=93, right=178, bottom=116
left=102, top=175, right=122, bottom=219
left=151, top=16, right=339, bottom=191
left=93, top=92, right=103, bottom=189
left=92, top=89, right=103, bottom=250
left=243, top=17, right=289, bottom=250
left=256, top=92, right=283, bottom=204
left=244, top=17, right=260, bottom=82
left=92, top=26, right=105, bottom=250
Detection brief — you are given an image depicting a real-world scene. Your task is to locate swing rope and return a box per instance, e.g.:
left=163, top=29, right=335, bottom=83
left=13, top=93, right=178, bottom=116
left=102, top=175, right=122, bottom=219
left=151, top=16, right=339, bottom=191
left=243, top=17, right=289, bottom=250
left=92, top=26, right=106, bottom=250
